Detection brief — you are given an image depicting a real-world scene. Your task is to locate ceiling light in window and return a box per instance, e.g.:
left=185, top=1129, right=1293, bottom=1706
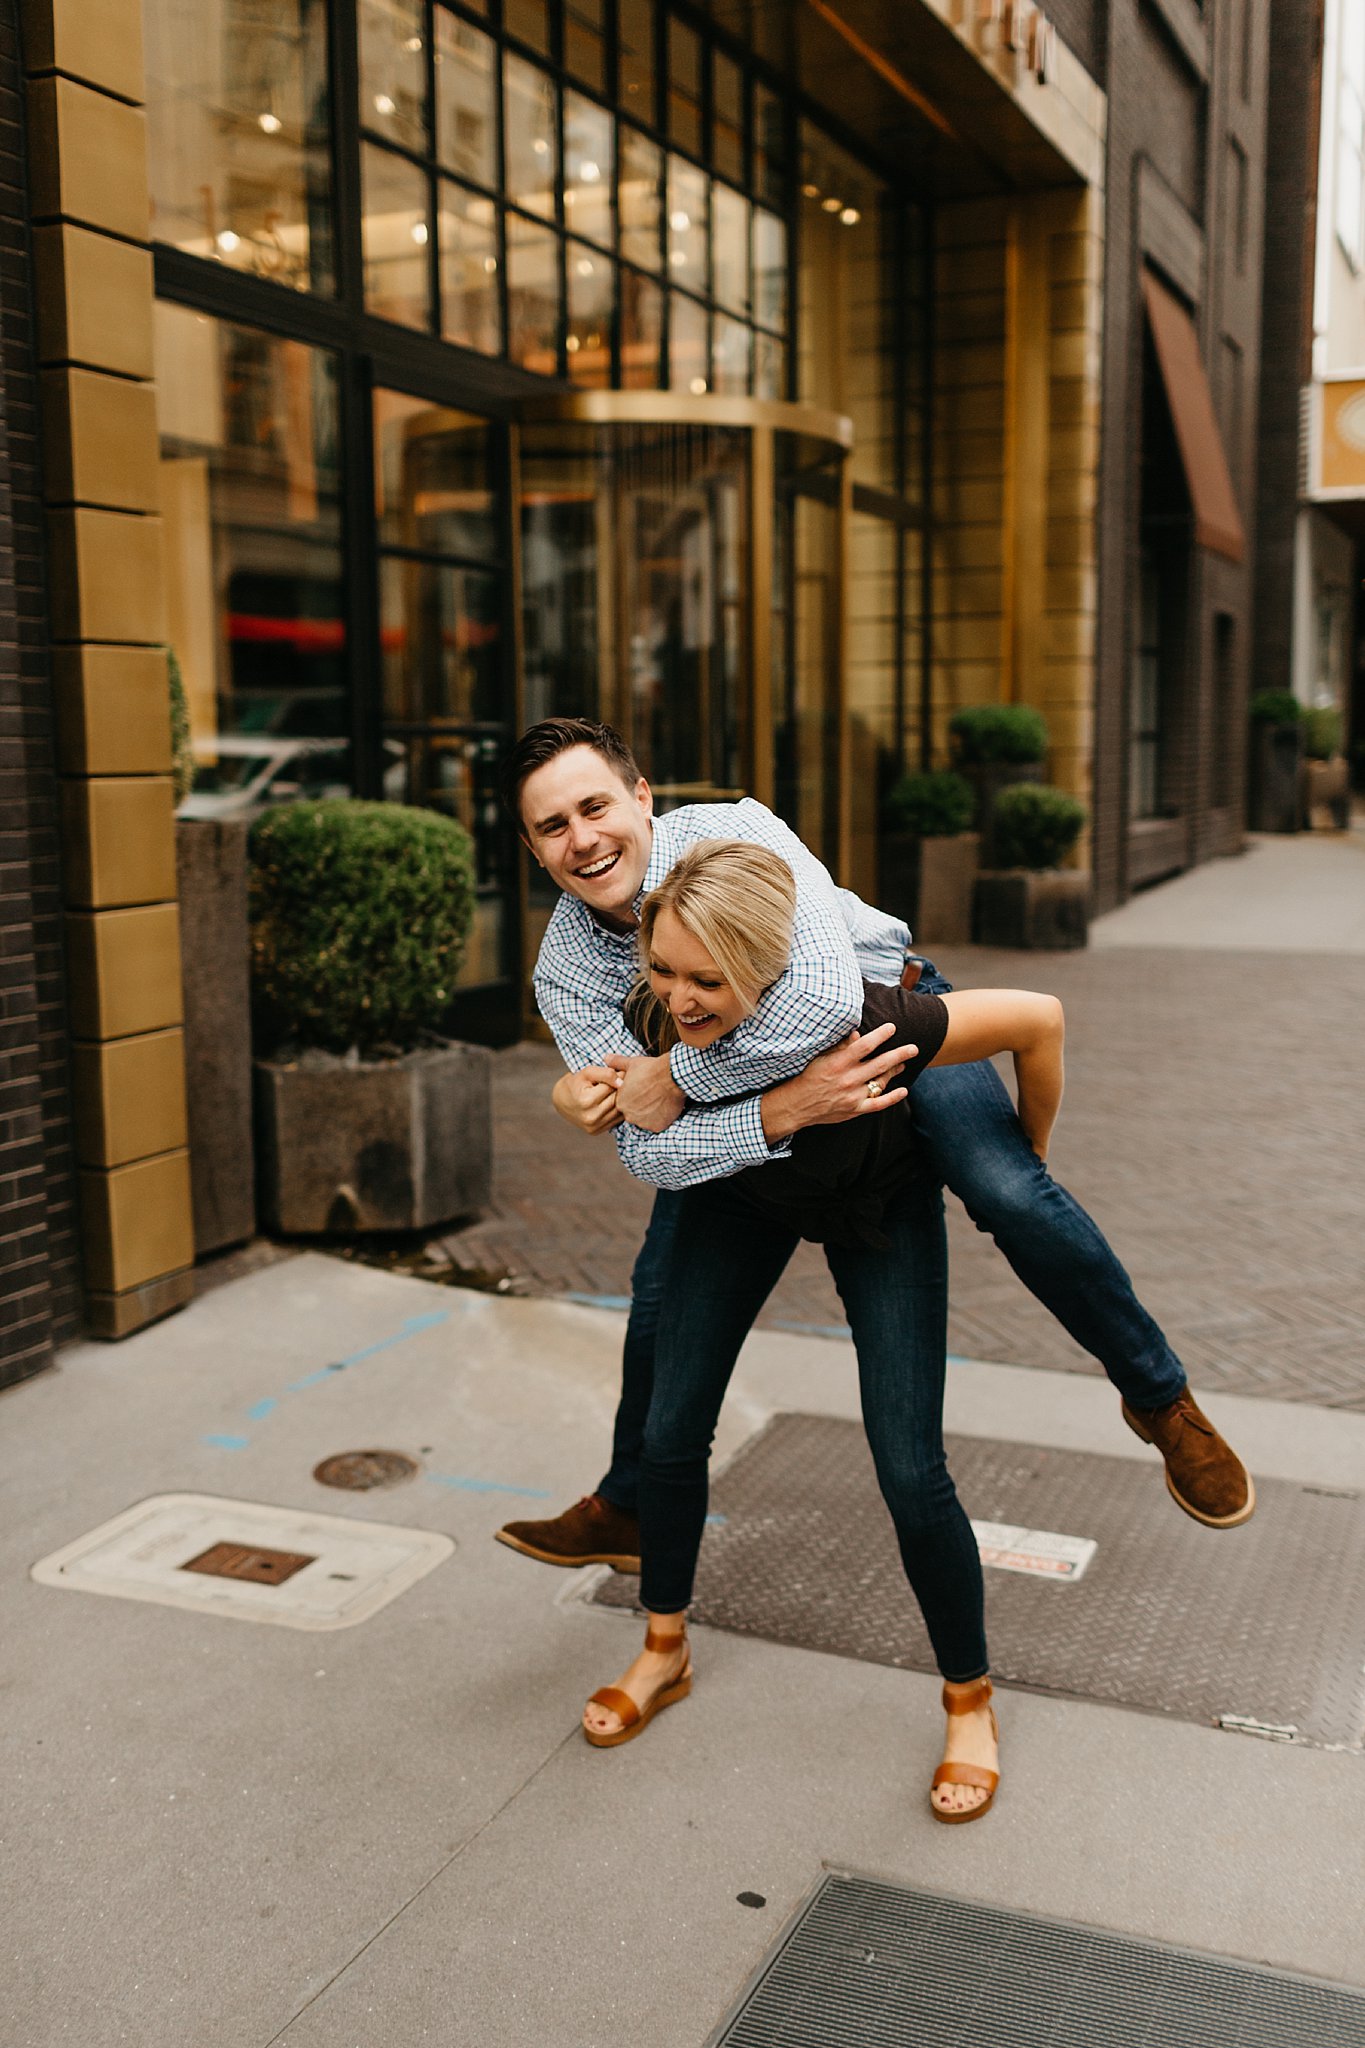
left=668, top=249, right=686, bottom=268
left=580, top=161, right=601, bottom=183
left=839, top=206, right=861, bottom=226
left=258, top=111, right=282, bottom=134
left=688, top=377, right=708, bottom=395
left=404, top=34, right=423, bottom=51
left=374, top=94, right=396, bottom=116
left=801, top=182, right=820, bottom=199
left=576, top=256, right=595, bottom=276
left=669, top=210, right=691, bottom=231
left=216, top=229, right=241, bottom=253
left=566, top=334, right=581, bottom=352
left=410, top=220, right=429, bottom=245
left=533, top=138, right=549, bottom=156
left=483, top=255, right=499, bottom=273
left=821, top=195, right=842, bottom=213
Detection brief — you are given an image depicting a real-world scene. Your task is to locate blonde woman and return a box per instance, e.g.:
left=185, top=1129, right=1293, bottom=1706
left=572, top=840, right=1065, bottom=1825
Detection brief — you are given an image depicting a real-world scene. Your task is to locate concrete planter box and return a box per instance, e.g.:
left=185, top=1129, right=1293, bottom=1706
left=879, top=832, right=979, bottom=945
left=1249, top=724, right=1304, bottom=833
left=255, top=1039, right=492, bottom=1235
left=973, top=870, right=1090, bottom=950
left=1304, top=755, right=1350, bottom=830
left=960, top=760, right=1044, bottom=867
left=176, top=820, right=255, bottom=1258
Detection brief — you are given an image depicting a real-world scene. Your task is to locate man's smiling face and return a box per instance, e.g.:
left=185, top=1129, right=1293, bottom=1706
left=519, top=744, right=654, bottom=930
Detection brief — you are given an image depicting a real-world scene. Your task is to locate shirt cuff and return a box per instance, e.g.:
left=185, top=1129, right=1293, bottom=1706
left=734, top=1094, right=792, bottom=1165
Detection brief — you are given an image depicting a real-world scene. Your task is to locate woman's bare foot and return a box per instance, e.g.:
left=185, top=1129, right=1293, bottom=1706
left=583, top=1620, right=691, bottom=1742
left=930, top=1680, right=999, bottom=1819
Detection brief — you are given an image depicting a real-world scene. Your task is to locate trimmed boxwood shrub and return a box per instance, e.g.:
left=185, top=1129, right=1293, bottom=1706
left=1249, top=690, right=1304, bottom=727
left=1303, top=707, right=1342, bottom=760
left=167, top=649, right=195, bottom=806
left=884, top=769, right=974, bottom=838
left=949, top=703, right=1049, bottom=765
left=250, top=799, right=476, bottom=1056
left=991, top=783, right=1087, bottom=871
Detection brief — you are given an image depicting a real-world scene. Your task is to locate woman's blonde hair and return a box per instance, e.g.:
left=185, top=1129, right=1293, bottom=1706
left=627, top=839, right=796, bottom=1051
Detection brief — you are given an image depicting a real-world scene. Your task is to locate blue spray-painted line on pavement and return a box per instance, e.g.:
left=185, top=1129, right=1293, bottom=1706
left=563, top=1292, right=632, bottom=1313
left=427, top=1474, right=552, bottom=1498
left=202, top=1308, right=452, bottom=1452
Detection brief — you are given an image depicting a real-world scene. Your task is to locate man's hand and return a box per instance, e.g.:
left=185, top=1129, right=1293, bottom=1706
left=761, top=1022, right=911, bottom=1144
left=551, top=1066, right=624, bottom=1137
left=603, top=1051, right=686, bottom=1132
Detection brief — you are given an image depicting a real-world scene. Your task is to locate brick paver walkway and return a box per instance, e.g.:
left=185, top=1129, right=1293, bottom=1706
left=438, top=943, right=1365, bottom=1409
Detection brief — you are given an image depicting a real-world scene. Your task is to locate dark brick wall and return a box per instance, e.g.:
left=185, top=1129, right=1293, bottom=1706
left=1252, top=0, right=1321, bottom=701
left=0, top=0, right=79, bottom=1381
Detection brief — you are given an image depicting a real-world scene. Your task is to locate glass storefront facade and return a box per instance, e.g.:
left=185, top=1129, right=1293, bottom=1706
left=145, top=0, right=930, bottom=1039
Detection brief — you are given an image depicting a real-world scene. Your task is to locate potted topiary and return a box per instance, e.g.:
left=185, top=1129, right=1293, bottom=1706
left=948, top=704, right=1049, bottom=866
left=973, top=783, right=1089, bottom=949
left=250, top=799, right=491, bottom=1234
left=1302, top=708, right=1349, bottom=829
left=1248, top=691, right=1305, bottom=833
left=879, top=769, right=978, bottom=944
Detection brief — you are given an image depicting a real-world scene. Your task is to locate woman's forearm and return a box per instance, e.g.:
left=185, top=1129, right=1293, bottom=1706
left=934, top=989, right=1065, bottom=1160
left=1013, top=1019, right=1064, bottom=1160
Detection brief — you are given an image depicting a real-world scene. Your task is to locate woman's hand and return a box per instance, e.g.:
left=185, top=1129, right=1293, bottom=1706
left=552, top=1066, right=625, bottom=1136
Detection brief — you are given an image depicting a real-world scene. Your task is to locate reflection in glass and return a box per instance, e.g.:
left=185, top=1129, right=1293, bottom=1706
left=359, top=0, right=426, bottom=154
left=564, top=0, right=606, bottom=92
left=154, top=303, right=344, bottom=787
left=566, top=243, right=613, bottom=387
left=439, top=182, right=501, bottom=353
left=711, top=183, right=749, bottom=313
left=775, top=442, right=842, bottom=870
left=507, top=212, right=560, bottom=373
left=504, top=0, right=550, bottom=55
left=362, top=144, right=432, bottom=328
left=713, top=51, right=745, bottom=185
left=666, top=156, right=707, bottom=293
left=669, top=293, right=708, bottom=393
left=435, top=11, right=498, bottom=186
left=144, top=0, right=333, bottom=292
left=754, top=330, right=786, bottom=399
left=518, top=424, right=600, bottom=730
left=618, top=0, right=655, bottom=116
left=620, top=270, right=663, bottom=388
left=380, top=557, right=501, bottom=724
left=619, top=126, right=662, bottom=270
left=711, top=315, right=750, bottom=395
left=504, top=54, right=557, bottom=219
left=373, top=392, right=497, bottom=559
left=563, top=90, right=614, bottom=248
left=754, top=83, right=787, bottom=210
left=753, top=207, right=787, bottom=332
left=847, top=511, right=900, bottom=901
left=667, top=17, right=703, bottom=156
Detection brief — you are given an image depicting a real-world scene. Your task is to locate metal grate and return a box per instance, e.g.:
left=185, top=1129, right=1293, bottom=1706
left=709, top=1876, right=1365, bottom=2047
left=594, top=1415, right=1365, bottom=1749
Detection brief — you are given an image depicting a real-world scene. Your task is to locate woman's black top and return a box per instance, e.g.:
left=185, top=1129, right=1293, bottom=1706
left=728, top=981, right=949, bottom=1248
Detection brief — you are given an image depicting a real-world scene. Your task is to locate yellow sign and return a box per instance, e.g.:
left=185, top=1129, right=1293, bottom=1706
left=1318, top=378, right=1365, bottom=493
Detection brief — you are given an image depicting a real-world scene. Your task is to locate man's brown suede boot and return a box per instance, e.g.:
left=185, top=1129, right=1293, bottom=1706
left=495, top=1493, right=641, bottom=1571
left=1121, top=1391, right=1255, bottom=1528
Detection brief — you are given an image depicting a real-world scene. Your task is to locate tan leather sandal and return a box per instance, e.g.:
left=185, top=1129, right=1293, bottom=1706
left=583, top=1626, right=693, bottom=1749
left=930, top=1676, right=999, bottom=1825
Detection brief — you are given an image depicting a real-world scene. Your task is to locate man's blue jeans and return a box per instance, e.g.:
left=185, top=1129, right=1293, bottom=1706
left=596, top=958, right=1188, bottom=1508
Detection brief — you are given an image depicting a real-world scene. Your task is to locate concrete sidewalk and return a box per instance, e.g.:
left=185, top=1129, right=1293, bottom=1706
left=4, top=1253, right=1363, bottom=2047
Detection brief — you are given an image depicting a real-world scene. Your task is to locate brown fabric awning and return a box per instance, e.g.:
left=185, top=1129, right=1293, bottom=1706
left=1141, top=269, right=1246, bottom=564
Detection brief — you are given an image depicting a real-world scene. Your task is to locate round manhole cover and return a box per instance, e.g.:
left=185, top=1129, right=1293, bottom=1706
left=313, top=1450, right=420, bottom=1491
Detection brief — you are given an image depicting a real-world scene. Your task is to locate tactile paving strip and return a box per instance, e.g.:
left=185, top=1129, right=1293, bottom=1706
left=707, top=1875, right=1365, bottom=2047
left=594, top=1415, right=1365, bottom=1749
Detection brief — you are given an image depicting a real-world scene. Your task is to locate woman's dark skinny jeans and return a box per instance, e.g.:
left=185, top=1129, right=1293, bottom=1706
left=598, top=960, right=1188, bottom=1519
left=635, top=1173, right=988, bottom=1684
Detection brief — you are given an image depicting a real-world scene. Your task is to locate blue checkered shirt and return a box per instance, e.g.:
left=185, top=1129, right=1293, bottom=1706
left=533, top=799, right=910, bottom=1189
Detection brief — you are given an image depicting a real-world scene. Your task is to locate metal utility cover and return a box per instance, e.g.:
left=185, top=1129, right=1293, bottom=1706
left=708, top=1875, right=1365, bottom=2047
left=594, top=1415, right=1365, bottom=1749
left=32, top=1494, right=454, bottom=1630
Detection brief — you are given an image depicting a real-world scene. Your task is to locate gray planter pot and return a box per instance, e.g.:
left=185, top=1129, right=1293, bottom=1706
left=176, top=819, right=255, bottom=1258
left=255, top=1038, right=492, bottom=1234
left=1249, top=724, right=1304, bottom=833
left=960, top=760, right=1044, bottom=866
left=1304, top=755, right=1350, bottom=829
left=878, top=831, right=979, bottom=944
left=973, top=870, right=1089, bottom=950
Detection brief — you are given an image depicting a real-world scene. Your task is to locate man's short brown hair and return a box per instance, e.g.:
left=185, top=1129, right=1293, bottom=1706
left=501, top=717, right=644, bottom=824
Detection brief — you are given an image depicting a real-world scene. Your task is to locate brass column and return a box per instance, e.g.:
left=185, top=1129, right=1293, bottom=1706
left=24, top=0, right=193, bottom=1336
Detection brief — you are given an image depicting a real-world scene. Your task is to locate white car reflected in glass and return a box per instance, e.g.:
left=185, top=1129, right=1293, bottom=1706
left=178, top=737, right=405, bottom=820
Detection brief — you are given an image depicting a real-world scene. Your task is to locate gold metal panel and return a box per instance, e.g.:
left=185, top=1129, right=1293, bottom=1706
left=21, top=0, right=146, bottom=106
left=26, top=75, right=149, bottom=241
left=46, top=506, right=165, bottom=643
left=52, top=645, right=172, bottom=775
left=516, top=388, right=853, bottom=454
left=78, top=1150, right=193, bottom=1294
left=64, top=903, right=183, bottom=1040
left=70, top=1027, right=188, bottom=1167
left=60, top=775, right=176, bottom=907
left=41, top=367, right=160, bottom=512
left=32, top=223, right=155, bottom=376
left=84, top=1266, right=195, bottom=1340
